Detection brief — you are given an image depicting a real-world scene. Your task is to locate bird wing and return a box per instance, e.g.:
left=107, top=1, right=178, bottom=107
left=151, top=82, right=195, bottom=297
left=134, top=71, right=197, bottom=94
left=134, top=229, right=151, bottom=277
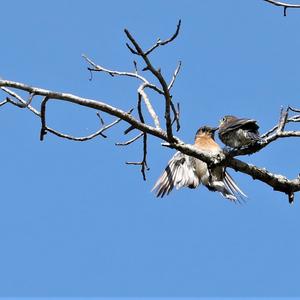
left=152, top=151, right=200, bottom=198
left=222, top=118, right=259, bottom=133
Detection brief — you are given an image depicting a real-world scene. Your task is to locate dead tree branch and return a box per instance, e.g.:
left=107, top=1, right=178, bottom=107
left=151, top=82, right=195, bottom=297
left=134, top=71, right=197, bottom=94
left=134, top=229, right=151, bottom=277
left=144, top=20, right=181, bottom=56
left=125, top=93, right=150, bottom=180
left=170, top=101, right=180, bottom=132
left=227, top=157, right=300, bottom=203
left=46, top=113, right=128, bottom=142
left=168, top=61, right=182, bottom=91
left=1, top=77, right=300, bottom=202
left=229, top=106, right=300, bottom=157
left=124, top=27, right=178, bottom=141
left=264, top=0, right=300, bottom=16
left=83, top=55, right=163, bottom=130
left=40, top=96, right=49, bottom=141
left=1, top=87, right=39, bottom=116
left=138, top=83, right=161, bottom=129
left=115, top=132, right=143, bottom=146
left=1, top=19, right=300, bottom=203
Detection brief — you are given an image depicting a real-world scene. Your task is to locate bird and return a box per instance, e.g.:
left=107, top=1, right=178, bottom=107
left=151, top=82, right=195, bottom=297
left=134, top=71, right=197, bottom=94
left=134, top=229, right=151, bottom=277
left=152, top=126, right=246, bottom=201
left=218, top=115, right=261, bottom=149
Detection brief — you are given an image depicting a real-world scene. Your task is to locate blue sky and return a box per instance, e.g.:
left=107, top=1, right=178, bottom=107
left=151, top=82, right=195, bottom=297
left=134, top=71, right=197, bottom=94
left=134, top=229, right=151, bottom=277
left=1, top=0, right=300, bottom=298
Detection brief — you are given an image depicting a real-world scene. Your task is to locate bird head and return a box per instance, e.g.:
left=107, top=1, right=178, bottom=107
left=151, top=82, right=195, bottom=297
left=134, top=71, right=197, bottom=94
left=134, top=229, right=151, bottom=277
left=219, top=115, right=238, bottom=128
left=195, top=126, right=218, bottom=139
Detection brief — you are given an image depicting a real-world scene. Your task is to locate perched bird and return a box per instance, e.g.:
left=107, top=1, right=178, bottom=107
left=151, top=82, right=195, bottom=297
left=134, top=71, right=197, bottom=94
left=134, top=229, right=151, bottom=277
left=152, top=126, right=246, bottom=201
left=218, top=115, right=261, bottom=149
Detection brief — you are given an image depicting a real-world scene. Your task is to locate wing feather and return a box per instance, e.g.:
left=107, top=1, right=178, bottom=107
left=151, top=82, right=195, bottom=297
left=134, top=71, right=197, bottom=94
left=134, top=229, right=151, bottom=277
left=152, top=152, right=200, bottom=198
left=222, top=118, right=259, bottom=133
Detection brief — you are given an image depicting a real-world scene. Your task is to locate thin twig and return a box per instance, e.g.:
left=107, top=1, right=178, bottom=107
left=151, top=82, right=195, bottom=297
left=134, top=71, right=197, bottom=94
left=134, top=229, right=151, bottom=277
left=137, top=93, right=149, bottom=180
left=46, top=116, right=124, bottom=141
left=96, top=112, right=105, bottom=125
left=144, top=20, right=181, bottom=56
left=277, top=106, right=288, bottom=132
left=133, top=60, right=138, bottom=73
left=0, top=99, right=8, bottom=107
left=168, top=61, right=182, bottom=90
left=125, top=94, right=150, bottom=180
left=231, top=107, right=300, bottom=157
left=125, top=133, right=149, bottom=181
left=83, top=54, right=147, bottom=82
left=82, top=54, right=164, bottom=95
left=138, top=93, right=150, bottom=180
left=141, top=133, right=149, bottom=180
left=262, top=111, right=300, bottom=138
left=40, top=96, right=49, bottom=141
left=264, top=0, right=300, bottom=16
left=170, top=101, right=180, bottom=131
left=124, top=28, right=175, bottom=141
left=115, top=132, right=143, bottom=146
left=264, top=0, right=300, bottom=8
left=138, top=83, right=161, bottom=128
left=288, top=106, right=300, bottom=113
left=1, top=87, right=39, bottom=116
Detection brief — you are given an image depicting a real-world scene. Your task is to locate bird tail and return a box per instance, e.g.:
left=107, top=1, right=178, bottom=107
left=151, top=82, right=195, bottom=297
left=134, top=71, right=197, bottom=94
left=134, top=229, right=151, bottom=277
left=223, top=171, right=247, bottom=202
left=247, top=131, right=262, bottom=142
left=207, top=171, right=246, bottom=202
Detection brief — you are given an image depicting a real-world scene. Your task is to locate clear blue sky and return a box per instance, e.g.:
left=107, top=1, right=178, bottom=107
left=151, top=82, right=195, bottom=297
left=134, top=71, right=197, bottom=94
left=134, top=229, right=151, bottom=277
left=1, top=0, right=300, bottom=298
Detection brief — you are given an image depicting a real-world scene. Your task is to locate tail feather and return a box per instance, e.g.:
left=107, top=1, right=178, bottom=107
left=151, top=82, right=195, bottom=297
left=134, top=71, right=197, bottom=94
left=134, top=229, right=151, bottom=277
left=247, top=131, right=261, bottom=142
left=224, top=171, right=247, bottom=202
left=207, top=180, right=237, bottom=201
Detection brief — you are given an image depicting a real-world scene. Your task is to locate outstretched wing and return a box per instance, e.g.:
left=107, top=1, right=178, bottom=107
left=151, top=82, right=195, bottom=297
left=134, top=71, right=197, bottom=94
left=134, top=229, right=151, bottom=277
left=152, top=152, right=200, bottom=198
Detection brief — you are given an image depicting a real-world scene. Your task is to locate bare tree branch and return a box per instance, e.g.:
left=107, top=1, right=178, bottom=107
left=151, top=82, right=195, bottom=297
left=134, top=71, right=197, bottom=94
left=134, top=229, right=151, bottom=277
left=46, top=115, right=125, bottom=141
left=1, top=77, right=300, bottom=202
left=262, top=114, right=300, bottom=138
left=170, top=101, right=180, bottom=131
left=264, top=0, right=300, bottom=16
left=227, top=157, right=300, bottom=203
left=228, top=106, right=300, bottom=157
left=40, top=96, right=49, bottom=141
left=138, top=83, right=161, bottom=128
left=115, top=132, right=143, bottom=146
left=277, top=106, right=288, bottom=132
left=1, top=17, right=300, bottom=203
left=1, top=87, right=39, bottom=116
left=0, top=79, right=169, bottom=140
left=83, top=54, right=162, bottom=129
left=144, top=20, right=181, bottom=56
left=168, top=61, right=182, bottom=91
left=83, top=54, right=151, bottom=86
left=287, top=106, right=300, bottom=113
left=124, top=93, right=150, bottom=180
left=124, top=28, right=176, bottom=141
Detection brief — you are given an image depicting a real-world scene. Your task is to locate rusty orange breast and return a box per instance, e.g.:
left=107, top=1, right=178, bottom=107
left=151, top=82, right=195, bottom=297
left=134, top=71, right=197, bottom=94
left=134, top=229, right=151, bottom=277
left=194, top=135, right=221, bottom=153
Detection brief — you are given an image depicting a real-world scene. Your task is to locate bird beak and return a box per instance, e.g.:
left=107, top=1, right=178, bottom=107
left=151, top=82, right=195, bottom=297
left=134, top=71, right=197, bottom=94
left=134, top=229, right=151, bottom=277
left=211, top=127, right=219, bottom=132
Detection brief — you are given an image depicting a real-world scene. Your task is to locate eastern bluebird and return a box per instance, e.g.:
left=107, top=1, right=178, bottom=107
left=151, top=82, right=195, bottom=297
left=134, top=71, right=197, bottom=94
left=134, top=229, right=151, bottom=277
left=152, top=126, right=246, bottom=201
left=218, top=115, right=261, bottom=149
